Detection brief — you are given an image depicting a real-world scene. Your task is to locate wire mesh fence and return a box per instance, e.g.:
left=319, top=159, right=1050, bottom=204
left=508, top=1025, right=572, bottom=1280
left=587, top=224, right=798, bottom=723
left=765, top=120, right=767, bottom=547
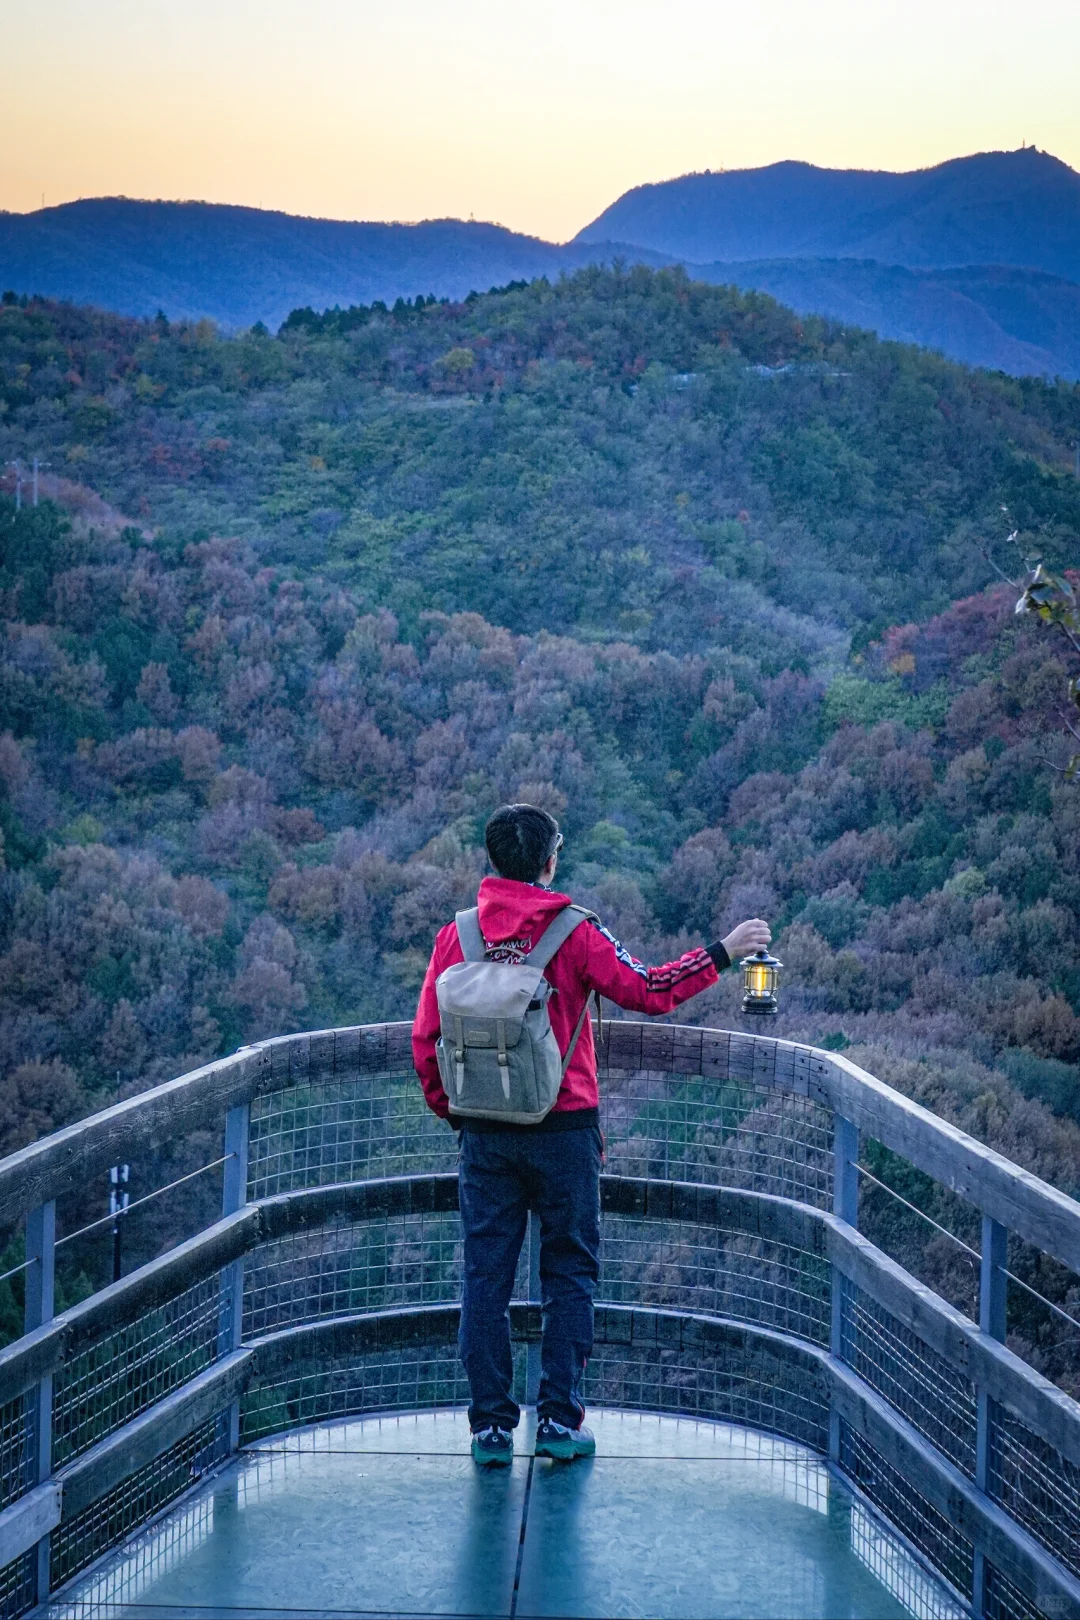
left=240, top=1343, right=478, bottom=1442
left=52, top=1271, right=232, bottom=1468
left=598, top=1216, right=831, bottom=1344
left=838, top=1277, right=978, bottom=1479
left=239, top=1324, right=832, bottom=1456
left=583, top=1334, right=831, bottom=1451
left=986, top=1398, right=1080, bottom=1582
left=0, top=1552, right=33, bottom=1620
left=982, top=1561, right=1057, bottom=1620
left=0, top=1395, right=32, bottom=1513
left=599, top=1069, right=834, bottom=1207
left=838, top=1418, right=974, bottom=1603
left=242, top=1207, right=832, bottom=1350
left=243, top=1214, right=462, bottom=1338
left=42, top=1486, right=217, bottom=1620
left=50, top=1412, right=230, bottom=1592
left=247, top=1063, right=835, bottom=1208
left=846, top=1497, right=969, bottom=1620
left=247, top=1072, right=456, bottom=1198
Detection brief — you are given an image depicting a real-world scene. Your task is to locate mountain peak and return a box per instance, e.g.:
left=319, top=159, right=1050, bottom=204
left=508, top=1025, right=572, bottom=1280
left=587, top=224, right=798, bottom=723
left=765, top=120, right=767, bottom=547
left=574, top=148, right=1080, bottom=279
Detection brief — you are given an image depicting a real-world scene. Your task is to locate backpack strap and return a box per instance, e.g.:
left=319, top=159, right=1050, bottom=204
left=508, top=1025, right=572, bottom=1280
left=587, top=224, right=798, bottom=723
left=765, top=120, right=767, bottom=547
left=524, top=904, right=596, bottom=971
left=454, top=908, right=487, bottom=963
left=526, top=905, right=599, bottom=1076
left=561, top=998, right=592, bottom=1077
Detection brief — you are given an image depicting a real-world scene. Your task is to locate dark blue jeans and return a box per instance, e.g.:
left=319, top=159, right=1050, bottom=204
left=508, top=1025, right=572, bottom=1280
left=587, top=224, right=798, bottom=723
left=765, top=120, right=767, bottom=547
left=458, top=1123, right=601, bottom=1433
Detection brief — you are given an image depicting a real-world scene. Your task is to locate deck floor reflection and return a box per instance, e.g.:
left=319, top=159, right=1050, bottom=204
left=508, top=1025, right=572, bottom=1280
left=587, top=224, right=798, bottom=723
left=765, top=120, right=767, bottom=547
left=46, top=1411, right=967, bottom=1620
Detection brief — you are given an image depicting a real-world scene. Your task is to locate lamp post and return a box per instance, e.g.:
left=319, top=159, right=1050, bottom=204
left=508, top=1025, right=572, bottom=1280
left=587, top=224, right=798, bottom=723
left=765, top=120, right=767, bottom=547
left=740, top=949, right=783, bottom=1016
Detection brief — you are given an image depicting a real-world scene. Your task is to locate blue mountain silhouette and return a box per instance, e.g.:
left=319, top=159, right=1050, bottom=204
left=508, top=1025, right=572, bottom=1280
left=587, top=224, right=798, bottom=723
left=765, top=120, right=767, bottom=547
left=2, top=149, right=1079, bottom=377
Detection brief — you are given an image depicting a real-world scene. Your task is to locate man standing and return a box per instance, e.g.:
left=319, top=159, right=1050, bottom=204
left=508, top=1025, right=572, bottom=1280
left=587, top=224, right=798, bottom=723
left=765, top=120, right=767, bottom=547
left=412, top=803, right=770, bottom=1466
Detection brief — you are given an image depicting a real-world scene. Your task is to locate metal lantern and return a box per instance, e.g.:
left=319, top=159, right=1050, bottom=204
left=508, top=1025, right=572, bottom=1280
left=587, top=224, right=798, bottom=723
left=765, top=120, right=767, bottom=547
left=740, top=949, right=782, bottom=1016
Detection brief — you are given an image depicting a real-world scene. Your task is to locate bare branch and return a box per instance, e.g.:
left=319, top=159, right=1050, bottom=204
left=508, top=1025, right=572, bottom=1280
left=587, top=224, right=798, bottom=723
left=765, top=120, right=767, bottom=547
left=1054, top=708, right=1080, bottom=743
left=975, top=535, right=1021, bottom=588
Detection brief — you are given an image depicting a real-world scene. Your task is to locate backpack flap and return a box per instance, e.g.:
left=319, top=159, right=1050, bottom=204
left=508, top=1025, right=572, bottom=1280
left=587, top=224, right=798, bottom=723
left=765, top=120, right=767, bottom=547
left=435, top=960, right=547, bottom=1099
left=435, top=902, right=595, bottom=1120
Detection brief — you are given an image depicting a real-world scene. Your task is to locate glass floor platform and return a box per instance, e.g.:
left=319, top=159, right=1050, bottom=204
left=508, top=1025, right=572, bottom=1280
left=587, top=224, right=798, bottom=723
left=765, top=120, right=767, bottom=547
left=44, top=1411, right=968, bottom=1620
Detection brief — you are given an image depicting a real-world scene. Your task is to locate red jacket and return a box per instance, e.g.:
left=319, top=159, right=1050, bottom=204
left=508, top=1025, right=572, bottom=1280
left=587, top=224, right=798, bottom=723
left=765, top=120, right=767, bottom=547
left=412, top=876, right=728, bottom=1119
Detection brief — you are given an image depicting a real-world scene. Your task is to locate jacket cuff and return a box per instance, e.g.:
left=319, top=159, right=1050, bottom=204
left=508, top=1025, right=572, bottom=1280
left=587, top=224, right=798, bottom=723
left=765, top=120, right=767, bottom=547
left=705, top=941, right=730, bottom=972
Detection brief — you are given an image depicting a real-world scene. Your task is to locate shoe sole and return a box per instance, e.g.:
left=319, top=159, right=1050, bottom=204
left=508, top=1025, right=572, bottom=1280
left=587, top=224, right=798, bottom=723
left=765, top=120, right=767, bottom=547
left=471, top=1445, right=513, bottom=1467
left=534, top=1439, right=595, bottom=1463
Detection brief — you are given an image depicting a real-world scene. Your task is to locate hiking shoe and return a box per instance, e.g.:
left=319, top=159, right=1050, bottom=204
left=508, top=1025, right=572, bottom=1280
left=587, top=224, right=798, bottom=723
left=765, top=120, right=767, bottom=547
left=534, top=1418, right=596, bottom=1462
left=471, top=1425, right=514, bottom=1467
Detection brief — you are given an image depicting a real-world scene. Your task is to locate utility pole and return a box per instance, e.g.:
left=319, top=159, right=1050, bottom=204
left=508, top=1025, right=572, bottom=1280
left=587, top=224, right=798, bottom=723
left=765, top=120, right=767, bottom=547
left=1074, top=440, right=1079, bottom=479
left=31, top=458, right=49, bottom=506
left=109, top=1164, right=130, bottom=1282
left=8, top=460, right=23, bottom=510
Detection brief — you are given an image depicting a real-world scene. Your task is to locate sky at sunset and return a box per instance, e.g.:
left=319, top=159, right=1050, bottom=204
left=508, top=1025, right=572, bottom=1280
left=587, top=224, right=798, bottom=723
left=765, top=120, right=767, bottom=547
left=3, top=0, right=1079, bottom=241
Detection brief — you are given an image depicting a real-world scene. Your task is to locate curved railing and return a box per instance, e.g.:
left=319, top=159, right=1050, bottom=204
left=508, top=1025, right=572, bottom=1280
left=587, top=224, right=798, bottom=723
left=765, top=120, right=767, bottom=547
left=0, top=1021, right=1076, bottom=1620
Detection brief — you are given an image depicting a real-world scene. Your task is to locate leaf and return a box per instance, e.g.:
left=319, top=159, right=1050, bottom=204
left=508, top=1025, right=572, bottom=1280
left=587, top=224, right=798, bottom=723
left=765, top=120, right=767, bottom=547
left=1016, top=564, right=1080, bottom=630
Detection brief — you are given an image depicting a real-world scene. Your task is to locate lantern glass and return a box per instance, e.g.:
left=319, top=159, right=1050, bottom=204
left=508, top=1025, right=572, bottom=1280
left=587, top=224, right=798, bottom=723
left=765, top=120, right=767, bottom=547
left=740, top=949, right=782, bottom=1016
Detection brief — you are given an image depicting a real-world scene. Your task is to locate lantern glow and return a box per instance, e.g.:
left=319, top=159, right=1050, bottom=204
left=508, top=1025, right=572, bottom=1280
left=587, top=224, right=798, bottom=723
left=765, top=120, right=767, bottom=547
left=740, top=949, right=782, bottom=1016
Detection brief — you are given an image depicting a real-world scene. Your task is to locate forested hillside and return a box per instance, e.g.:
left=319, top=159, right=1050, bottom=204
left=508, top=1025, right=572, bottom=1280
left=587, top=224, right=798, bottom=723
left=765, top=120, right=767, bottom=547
left=2, top=270, right=1077, bottom=643
left=1, top=269, right=1080, bottom=1358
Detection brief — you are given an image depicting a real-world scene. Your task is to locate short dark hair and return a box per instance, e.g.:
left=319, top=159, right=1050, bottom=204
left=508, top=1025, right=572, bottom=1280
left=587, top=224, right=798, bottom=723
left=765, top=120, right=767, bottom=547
left=485, top=803, right=560, bottom=883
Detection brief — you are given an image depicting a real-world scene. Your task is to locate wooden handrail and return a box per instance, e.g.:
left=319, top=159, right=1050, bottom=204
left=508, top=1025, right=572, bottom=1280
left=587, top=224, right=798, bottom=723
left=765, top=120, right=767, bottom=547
left=0, top=1019, right=1076, bottom=1291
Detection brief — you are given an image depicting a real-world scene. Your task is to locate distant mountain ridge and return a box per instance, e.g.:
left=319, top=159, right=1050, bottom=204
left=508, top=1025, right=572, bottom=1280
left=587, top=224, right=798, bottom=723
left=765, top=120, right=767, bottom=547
left=0, top=198, right=663, bottom=330
left=2, top=148, right=1080, bottom=378
left=692, top=260, right=1080, bottom=380
left=576, top=148, right=1080, bottom=281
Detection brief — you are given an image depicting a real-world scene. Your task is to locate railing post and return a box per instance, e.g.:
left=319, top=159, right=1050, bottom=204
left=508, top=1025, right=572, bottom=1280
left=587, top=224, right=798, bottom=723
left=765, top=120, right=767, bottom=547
left=221, top=1104, right=250, bottom=1453
left=972, top=1214, right=1008, bottom=1617
left=978, top=1213, right=1008, bottom=1344
left=526, top=1211, right=541, bottom=1407
left=832, top=1115, right=859, bottom=1228
left=24, top=1200, right=55, bottom=1603
left=829, top=1115, right=859, bottom=1463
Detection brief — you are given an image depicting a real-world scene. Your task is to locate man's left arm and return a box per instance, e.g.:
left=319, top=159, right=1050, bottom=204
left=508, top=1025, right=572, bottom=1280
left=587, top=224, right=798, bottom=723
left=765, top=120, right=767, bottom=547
left=580, top=920, right=728, bottom=1015
left=579, top=916, right=771, bottom=1016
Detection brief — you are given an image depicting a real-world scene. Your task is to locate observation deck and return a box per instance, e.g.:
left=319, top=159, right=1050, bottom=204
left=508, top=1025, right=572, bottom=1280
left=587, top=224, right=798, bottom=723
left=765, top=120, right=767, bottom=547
left=0, top=1021, right=1074, bottom=1618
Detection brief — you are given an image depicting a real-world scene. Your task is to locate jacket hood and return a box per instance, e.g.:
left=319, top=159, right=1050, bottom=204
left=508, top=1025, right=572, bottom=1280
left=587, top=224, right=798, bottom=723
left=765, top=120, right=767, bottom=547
left=476, top=876, right=574, bottom=955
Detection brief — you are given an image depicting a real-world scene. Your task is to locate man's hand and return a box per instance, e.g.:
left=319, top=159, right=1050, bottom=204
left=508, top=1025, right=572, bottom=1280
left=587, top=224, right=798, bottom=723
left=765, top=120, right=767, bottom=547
left=722, top=918, right=772, bottom=960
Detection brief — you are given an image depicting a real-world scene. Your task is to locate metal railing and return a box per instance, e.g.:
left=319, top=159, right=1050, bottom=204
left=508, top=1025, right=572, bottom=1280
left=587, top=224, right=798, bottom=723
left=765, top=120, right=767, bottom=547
left=0, top=1021, right=1075, bottom=1620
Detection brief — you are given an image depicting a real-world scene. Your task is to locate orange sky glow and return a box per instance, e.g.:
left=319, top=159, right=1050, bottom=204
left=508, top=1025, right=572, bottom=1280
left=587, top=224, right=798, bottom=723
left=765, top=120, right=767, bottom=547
left=3, top=0, right=1079, bottom=240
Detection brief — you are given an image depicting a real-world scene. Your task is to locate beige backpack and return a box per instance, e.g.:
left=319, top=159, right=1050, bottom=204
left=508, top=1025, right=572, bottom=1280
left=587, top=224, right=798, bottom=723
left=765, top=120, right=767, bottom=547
left=435, top=904, right=595, bottom=1124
